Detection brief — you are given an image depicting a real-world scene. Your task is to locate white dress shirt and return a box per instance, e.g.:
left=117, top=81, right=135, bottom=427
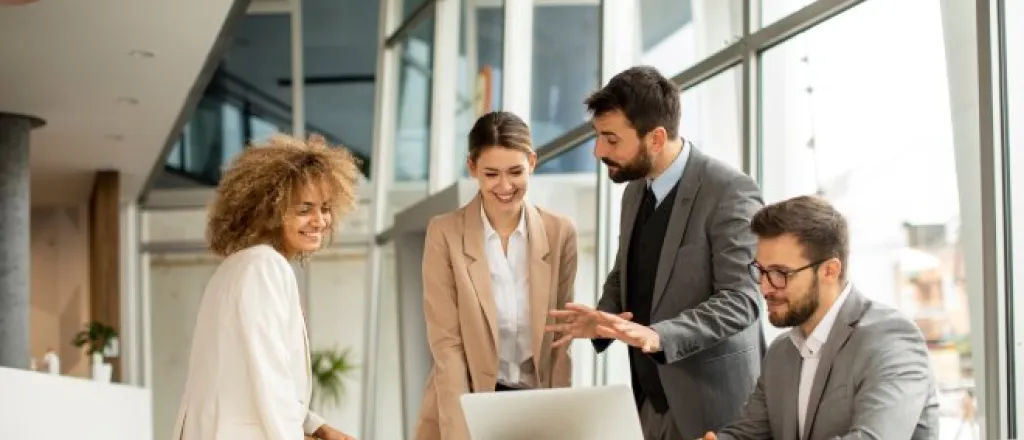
left=646, top=138, right=692, bottom=207
left=790, top=282, right=852, bottom=436
left=480, top=205, right=535, bottom=388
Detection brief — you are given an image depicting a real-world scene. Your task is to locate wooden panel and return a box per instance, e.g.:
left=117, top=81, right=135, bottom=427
left=88, top=171, right=121, bottom=382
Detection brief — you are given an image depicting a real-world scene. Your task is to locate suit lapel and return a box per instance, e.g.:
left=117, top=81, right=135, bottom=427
left=462, top=195, right=499, bottom=349
left=524, top=203, right=552, bottom=374
left=780, top=343, right=803, bottom=440
left=618, top=182, right=644, bottom=306
left=651, top=148, right=706, bottom=312
left=801, top=288, right=868, bottom=440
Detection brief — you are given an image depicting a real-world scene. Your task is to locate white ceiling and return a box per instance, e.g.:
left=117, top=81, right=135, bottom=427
left=0, top=0, right=242, bottom=206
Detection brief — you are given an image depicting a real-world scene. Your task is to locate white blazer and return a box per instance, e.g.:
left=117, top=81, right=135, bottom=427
left=172, top=244, right=325, bottom=439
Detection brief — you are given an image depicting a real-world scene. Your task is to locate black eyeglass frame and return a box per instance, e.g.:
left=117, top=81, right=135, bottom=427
left=748, top=259, right=830, bottom=289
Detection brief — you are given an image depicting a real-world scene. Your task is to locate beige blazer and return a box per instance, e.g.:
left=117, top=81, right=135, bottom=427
left=414, top=195, right=578, bottom=440
left=172, top=245, right=326, bottom=440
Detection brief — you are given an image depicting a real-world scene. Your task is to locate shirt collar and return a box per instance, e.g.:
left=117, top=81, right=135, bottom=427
left=790, top=282, right=853, bottom=354
left=480, top=204, right=527, bottom=239
left=647, top=139, right=691, bottom=203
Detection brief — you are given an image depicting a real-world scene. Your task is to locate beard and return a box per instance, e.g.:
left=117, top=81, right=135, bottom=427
left=602, top=140, right=655, bottom=183
left=767, top=275, right=821, bottom=328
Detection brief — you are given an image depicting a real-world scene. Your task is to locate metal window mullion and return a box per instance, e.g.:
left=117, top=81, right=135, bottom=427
left=594, top=0, right=640, bottom=387
left=290, top=0, right=305, bottom=139
left=594, top=0, right=610, bottom=390
left=747, top=0, right=864, bottom=53
left=428, top=0, right=460, bottom=193
left=992, top=0, right=1018, bottom=434
left=386, top=0, right=439, bottom=48
left=502, top=0, right=532, bottom=120
left=360, top=0, right=403, bottom=435
left=742, top=0, right=761, bottom=182
left=976, top=0, right=1011, bottom=436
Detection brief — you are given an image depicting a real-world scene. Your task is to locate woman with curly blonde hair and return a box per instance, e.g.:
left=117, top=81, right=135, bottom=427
left=172, top=134, right=360, bottom=440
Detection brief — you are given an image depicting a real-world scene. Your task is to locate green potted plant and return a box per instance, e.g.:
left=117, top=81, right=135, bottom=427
left=71, top=321, right=119, bottom=382
left=310, top=347, right=357, bottom=411
left=71, top=321, right=119, bottom=356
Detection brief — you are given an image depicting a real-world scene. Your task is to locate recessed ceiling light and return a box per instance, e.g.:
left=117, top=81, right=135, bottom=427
left=105, top=134, right=124, bottom=141
left=117, top=97, right=139, bottom=105
left=129, top=49, right=155, bottom=59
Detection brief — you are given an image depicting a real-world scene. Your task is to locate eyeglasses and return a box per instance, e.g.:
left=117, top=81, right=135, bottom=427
left=748, top=259, right=827, bottom=289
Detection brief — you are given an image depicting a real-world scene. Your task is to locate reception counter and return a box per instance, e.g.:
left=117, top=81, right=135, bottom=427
left=0, top=366, right=152, bottom=439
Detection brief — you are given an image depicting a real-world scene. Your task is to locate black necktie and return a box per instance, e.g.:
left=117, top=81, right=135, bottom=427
left=639, top=185, right=657, bottom=223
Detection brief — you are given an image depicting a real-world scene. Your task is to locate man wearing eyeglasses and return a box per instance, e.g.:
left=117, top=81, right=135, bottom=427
left=702, top=195, right=938, bottom=440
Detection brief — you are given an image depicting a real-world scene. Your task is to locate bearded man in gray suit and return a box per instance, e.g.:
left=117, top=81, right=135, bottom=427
left=546, top=65, right=765, bottom=440
left=703, top=195, right=938, bottom=440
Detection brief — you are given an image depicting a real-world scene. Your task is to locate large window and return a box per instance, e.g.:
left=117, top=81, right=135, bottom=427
left=760, top=1, right=978, bottom=436
left=638, top=0, right=742, bottom=77
left=760, top=0, right=814, bottom=29
left=355, top=0, right=1022, bottom=435
left=302, top=0, right=379, bottom=165
left=453, top=0, right=504, bottom=179
left=394, top=13, right=435, bottom=185
left=531, top=3, right=599, bottom=146
left=679, top=65, right=742, bottom=170
left=536, top=138, right=597, bottom=174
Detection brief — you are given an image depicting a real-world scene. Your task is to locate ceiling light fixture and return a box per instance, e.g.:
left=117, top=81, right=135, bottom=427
left=129, top=49, right=155, bottom=59
left=117, top=97, right=139, bottom=105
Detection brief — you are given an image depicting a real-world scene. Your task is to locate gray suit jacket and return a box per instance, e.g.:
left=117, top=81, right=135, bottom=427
left=594, top=146, right=765, bottom=437
left=717, top=287, right=939, bottom=440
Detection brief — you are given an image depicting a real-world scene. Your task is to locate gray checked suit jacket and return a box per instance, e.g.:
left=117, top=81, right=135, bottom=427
left=717, top=287, right=939, bottom=440
left=594, top=146, right=766, bottom=438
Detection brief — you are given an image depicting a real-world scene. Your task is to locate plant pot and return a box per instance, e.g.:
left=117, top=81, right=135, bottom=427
left=90, top=353, right=111, bottom=383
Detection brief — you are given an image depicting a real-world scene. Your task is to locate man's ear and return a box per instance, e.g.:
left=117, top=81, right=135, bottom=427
left=822, top=258, right=843, bottom=282
left=648, top=126, right=668, bottom=153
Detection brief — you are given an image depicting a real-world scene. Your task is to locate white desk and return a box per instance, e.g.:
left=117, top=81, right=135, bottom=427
left=0, top=366, right=152, bottom=440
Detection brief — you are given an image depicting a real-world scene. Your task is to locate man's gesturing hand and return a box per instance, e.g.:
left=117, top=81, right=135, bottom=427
left=545, top=303, right=633, bottom=348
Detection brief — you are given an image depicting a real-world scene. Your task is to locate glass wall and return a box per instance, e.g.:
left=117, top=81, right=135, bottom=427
left=453, top=0, right=504, bottom=179
left=531, top=2, right=599, bottom=146
left=638, top=0, right=742, bottom=77
left=394, top=14, right=435, bottom=186
left=761, top=2, right=974, bottom=434
left=302, top=0, right=379, bottom=164
left=679, top=66, right=742, bottom=169
left=358, top=0, right=1023, bottom=438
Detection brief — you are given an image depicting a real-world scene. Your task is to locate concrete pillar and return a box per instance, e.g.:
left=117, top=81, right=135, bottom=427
left=0, top=112, right=43, bottom=369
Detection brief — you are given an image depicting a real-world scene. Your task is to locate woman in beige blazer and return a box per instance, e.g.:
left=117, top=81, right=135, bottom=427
left=414, top=111, right=578, bottom=440
left=173, top=134, right=360, bottom=440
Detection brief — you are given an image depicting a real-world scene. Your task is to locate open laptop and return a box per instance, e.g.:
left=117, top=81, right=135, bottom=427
left=460, top=384, right=644, bottom=440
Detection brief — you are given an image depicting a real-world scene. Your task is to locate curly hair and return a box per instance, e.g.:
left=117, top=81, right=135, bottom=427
left=206, top=133, right=362, bottom=258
